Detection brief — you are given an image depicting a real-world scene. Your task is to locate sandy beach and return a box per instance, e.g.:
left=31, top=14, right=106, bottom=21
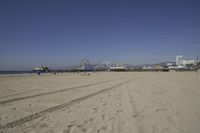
left=0, top=72, right=200, bottom=133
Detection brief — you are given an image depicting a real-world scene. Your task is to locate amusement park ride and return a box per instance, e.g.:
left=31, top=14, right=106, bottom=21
left=66, top=59, right=128, bottom=71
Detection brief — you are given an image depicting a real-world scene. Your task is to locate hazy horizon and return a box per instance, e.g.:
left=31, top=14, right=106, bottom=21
left=1, top=0, right=200, bottom=70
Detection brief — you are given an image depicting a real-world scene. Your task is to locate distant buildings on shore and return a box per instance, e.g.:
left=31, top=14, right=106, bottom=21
left=176, top=55, right=183, bottom=66
left=33, top=66, right=49, bottom=72
left=140, top=55, right=199, bottom=71
left=176, top=55, right=198, bottom=66
left=32, top=56, right=200, bottom=72
left=110, top=64, right=128, bottom=71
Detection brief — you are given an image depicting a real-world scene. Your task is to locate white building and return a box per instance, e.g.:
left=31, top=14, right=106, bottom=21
left=176, top=55, right=183, bottom=66
left=110, top=64, right=128, bottom=71
left=176, top=55, right=197, bottom=66
left=142, top=66, right=153, bottom=70
left=182, top=60, right=196, bottom=65
left=166, top=63, right=173, bottom=66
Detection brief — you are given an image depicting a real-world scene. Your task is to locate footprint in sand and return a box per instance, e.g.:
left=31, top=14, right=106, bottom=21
left=36, top=98, right=42, bottom=103
left=83, top=117, right=95, bottom=124
left=103, top=102, right=107, bottom=106
left=39, top=123, right=48, bottom=128
left=101, top=126, right=107, bottom=131
left=63, top=128, right=71, bottom=133
left=67, top=124, right=75, bottom=128
left=101, top=114, right=106, bottom=120
left=166, top=116, right=178, bottom=128
left=166, top=117, right=174, bottom=123
left=96, top=126, right=107, bottom=133
left=89, top=117, right=95, bottom=122
left=100, top=97, right=104, bottom=101
left=152, top=125, right=160, bottom=133
left=81, top=128, right=87, bottom=132
left=116, top=109, right=123, bottom=113
left=133, top=114, right=137, bottom=118
left=86, top=128, right=94, bottom=133
left=155, top=108, right=167, bottom=112
left=176, top=111, right=180, bottom=115
left=92, top=107, right=99, bottom=113
left=76, top=124, right=87, bottom=132
left=67, top=110, right=72, bottom=113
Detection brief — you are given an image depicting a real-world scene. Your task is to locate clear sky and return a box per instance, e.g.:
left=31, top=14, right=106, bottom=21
left=0, top=0, right=200, bottom=70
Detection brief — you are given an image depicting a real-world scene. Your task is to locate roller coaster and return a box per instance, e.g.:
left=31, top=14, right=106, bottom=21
left=66, top=59, right=128, bottom=71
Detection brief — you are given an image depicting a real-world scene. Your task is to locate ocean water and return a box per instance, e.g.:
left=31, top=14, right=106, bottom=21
left=0, top=71, right=33, bottom=75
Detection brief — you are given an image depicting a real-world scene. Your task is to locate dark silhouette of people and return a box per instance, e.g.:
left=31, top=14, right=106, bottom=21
left=37, top=71, right=40, bottom=75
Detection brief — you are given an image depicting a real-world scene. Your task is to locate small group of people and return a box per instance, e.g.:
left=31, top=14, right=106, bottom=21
left=36, top=71, right=58, bottom=75
left=77, top=71, right=90, bottom=76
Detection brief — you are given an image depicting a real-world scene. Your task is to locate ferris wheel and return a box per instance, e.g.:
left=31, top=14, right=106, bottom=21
left=80, top=58, right=90, bottom=66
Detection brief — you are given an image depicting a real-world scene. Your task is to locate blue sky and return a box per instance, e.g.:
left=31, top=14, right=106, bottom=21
left=0, top=0, right=200, bottom=70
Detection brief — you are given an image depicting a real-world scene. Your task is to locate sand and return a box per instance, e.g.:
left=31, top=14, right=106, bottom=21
left=0, top=72, right=200, bottom=133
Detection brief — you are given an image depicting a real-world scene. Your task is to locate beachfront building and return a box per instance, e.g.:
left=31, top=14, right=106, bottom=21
left=182, top=60, right=197, bottom=65
left=154, top=64, right=164, bottom=70
left=110, top=64, right=128, bottom=71
left=166, top=63, right=173, bottom=66
left=176, top=55, right=183, bottom=66
left=142, top=66, right=153, bottom=70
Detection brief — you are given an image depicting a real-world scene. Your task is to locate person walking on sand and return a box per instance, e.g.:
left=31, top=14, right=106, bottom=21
left=37, top=71, right=40, bottom=75
left=195, top=69, right=198, bottom=74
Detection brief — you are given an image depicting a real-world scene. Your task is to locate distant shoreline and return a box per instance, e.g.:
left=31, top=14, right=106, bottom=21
left=0, top=71, right=33, bottom=75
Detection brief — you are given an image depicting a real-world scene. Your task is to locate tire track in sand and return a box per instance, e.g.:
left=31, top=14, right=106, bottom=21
left=0, top=79, right=135, bottom=130
left=111, top=89, right=120, bottom=133
left=0, top=88, right=39, bottom=99
left=0, top=78, right=120, bottom=105
left=126, top=83, right=144, bottom=133
left=110, top=86, right=124, bottom=133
